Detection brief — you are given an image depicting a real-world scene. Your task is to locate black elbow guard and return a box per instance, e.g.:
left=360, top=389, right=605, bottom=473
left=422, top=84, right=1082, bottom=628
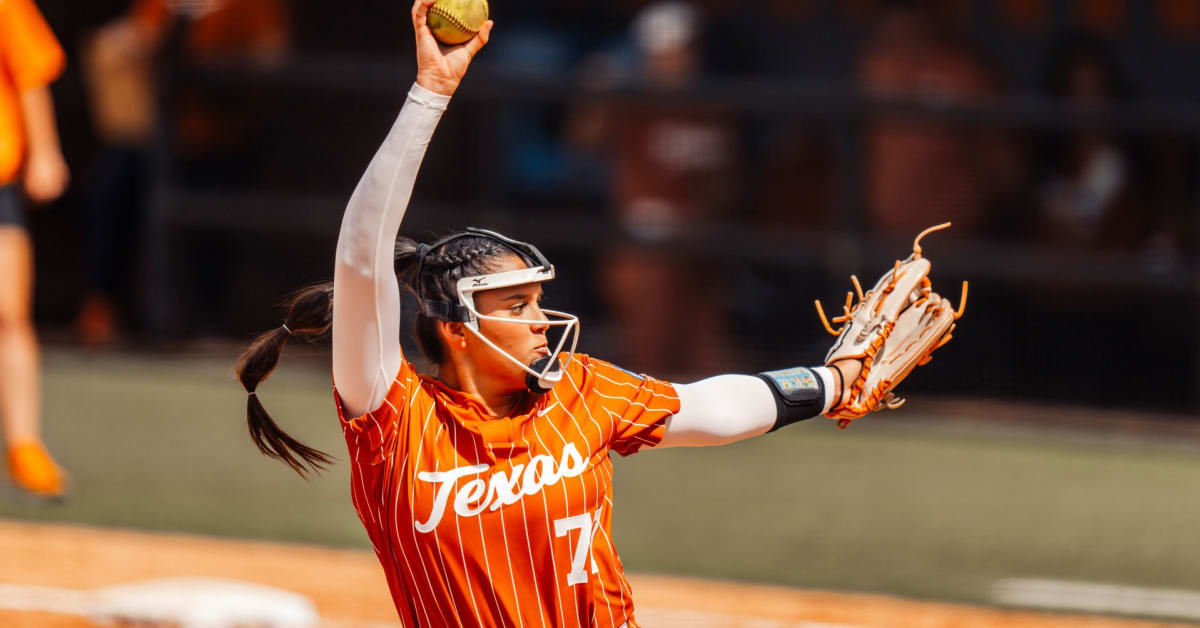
left=756, top=367, right=825, bottom=432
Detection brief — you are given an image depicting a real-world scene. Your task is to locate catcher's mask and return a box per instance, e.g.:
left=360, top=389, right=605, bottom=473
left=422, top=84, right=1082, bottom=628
left=415, top=228, right=579, bottom=393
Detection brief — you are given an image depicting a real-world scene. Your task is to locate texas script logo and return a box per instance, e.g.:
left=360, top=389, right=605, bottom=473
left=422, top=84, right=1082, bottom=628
left=415, top=442, right=588, bottom=533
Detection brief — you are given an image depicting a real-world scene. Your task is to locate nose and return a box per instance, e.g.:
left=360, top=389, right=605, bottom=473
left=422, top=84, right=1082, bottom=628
left=530, top=304, right=550, bottom=335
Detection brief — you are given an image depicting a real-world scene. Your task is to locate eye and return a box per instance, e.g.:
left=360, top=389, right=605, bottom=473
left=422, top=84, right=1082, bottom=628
left=510, top=303, right=527, bottom=314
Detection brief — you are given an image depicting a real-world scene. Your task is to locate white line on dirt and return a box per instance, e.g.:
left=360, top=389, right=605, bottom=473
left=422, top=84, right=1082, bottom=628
left=0, top=584, right=91, bottom=615
left=992, top=578, right=1200, bottom=621
left=0, top=579, right=319, bottom=628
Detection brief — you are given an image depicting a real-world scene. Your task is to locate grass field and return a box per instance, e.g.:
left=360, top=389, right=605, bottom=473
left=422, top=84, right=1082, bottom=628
left=5, top=348, right=1199, bottom=611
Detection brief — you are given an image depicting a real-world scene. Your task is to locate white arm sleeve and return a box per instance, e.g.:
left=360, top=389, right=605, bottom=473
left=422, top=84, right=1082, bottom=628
left=332, top=83, right=450, bottom=418
left=658, top=368, right=837, bottom=448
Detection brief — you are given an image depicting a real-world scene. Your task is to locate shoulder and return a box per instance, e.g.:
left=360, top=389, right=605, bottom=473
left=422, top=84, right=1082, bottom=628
left=564, top=353, right=666, bottom=394
left=564, top=353, right=635, bottom=380
left=335, top=359, right=424, bottom=425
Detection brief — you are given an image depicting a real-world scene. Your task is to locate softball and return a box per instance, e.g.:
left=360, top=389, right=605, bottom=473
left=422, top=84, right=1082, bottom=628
left=428, top=0, right=489, bottom=46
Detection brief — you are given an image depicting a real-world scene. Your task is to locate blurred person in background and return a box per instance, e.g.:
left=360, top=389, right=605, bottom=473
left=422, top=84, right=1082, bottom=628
left=858, top=0, right=1021, bottom=236
left=0, top=0, right=70, bottom=497
left=569, top=1, right=738, bottom=375
left=1034, top=34, right=1147, bottom=251
left=75, top=0, right=290, bottom=345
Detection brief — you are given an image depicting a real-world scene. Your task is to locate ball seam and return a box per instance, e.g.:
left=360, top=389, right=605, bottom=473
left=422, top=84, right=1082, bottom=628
left=429, top=4, right=478, bottom=36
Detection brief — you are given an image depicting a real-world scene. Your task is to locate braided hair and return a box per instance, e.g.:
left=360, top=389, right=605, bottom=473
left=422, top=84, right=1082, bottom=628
left=395, top=235, right=509, bottom=364
left=235, top=232, right=515, bottom=476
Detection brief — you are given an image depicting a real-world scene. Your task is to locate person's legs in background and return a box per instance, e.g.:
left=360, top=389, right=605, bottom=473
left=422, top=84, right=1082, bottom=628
left=0, top=191, right=66, bottom=498
left=77, top=146, right=149, bottom=345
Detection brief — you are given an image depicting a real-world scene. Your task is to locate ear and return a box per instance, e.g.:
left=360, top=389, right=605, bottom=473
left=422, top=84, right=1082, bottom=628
left=438, top=321, right=468, bottom=350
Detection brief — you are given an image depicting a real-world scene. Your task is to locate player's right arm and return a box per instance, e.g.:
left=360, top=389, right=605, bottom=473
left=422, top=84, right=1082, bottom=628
left=332, top=0, right=492, bottom=417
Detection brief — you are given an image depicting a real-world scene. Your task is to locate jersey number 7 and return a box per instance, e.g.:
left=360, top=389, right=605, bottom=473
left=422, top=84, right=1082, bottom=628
left=554, top=507, right=603, bottom=586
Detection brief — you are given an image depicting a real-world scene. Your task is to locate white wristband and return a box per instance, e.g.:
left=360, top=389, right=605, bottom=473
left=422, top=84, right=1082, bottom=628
left=812, top=367, right=837, bottom=415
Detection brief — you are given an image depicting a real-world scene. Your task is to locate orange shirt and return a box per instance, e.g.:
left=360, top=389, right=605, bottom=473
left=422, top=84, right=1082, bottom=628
left=335, top=354, right=681, bottom=627
left=0, top=0, right=65, bottom=184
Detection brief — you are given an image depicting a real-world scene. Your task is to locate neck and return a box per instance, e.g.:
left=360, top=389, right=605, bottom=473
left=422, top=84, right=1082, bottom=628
left=437, top=358, right=527, bottom=418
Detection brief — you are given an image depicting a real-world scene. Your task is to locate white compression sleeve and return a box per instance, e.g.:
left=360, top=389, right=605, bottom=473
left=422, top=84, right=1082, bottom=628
left=332, top=83, right=450, bottom=417
left=658, top=367, right=837, bottom=448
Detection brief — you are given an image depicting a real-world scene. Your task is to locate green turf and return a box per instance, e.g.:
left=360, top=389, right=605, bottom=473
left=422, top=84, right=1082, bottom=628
left=610, top=421, right=1200, bottom=602
left=4, top=349, right=1199, bottom=606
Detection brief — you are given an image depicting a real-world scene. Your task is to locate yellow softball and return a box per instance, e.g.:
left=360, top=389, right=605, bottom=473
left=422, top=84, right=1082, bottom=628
left=428, top=0, right=489, bottom=46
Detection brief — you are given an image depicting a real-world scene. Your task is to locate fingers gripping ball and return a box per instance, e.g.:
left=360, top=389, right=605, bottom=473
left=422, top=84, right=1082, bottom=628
left=816, top=223, right=969, bottom=428
left=428, top=0, right=489, bottom=45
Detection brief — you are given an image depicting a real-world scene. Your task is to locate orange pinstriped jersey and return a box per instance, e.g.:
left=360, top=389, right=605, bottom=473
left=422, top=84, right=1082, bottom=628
left=334, top=354, right=680, bottom=627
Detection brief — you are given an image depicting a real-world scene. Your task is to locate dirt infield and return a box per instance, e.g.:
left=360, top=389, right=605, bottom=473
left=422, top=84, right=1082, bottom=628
left=0, top=520, right=1189, bottom=628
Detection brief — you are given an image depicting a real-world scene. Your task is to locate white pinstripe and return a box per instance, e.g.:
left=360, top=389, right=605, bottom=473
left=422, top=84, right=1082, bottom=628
left=409, top=402, right=450, bottom=626
left=374, top=406, right=384, bottom=459
left=389, top=450, right=433, bottom=628
left=581, top=361, right=679, bottom=397
left=539, top=406, right=599, bottom=624
left=603, top=409, right=660, bottom=448
left=450, top=423, right=484, bottom=626
left=467, top=435, right=508, bottom=628
left=472, top=434, right=525, bottom=626
left=346, top=369, right=435, bottom=627
left=529, top=418, right=574, bottom=627
left=514, top=440, right=550, bottom=628
left=391, top=385, right=436, bottom=627
left=550, top=388, right=613, bottom=628
left=597, top=464, right=638, bottom=607
left=589, top=387, right=677, bottom=412
left=591, top=371, right=680, bottom=401
left=560, top=368, right=620, bottom=628
left=347, top=431, right=378, bottom=552
left=428, top=422, right=464, bottom=625
left=589, top=371, right=642, bottom=389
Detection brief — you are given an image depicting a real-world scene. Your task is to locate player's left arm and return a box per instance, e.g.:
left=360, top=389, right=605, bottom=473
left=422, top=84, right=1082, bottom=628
left=657, top=360, right=860, bottom=448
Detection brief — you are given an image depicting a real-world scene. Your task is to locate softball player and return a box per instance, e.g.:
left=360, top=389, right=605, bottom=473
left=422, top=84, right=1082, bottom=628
left=237, top=2, right=861, bottom=625
left=0, top=0, right=70, bottom=498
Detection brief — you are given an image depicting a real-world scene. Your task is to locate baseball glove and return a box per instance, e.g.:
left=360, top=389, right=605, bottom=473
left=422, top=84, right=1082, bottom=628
left=815, top=223, right=967, bottom=428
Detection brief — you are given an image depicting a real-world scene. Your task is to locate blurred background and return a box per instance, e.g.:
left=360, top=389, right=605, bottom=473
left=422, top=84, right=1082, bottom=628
left=27, top=0, right=1200, bottom=409
left=5, top=0, right=1200, bottom=622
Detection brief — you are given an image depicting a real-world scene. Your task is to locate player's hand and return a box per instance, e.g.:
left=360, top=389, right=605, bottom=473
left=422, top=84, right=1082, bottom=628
left=23, top=148, right=69, bottom=204
left=412, top=0, right=492, bottom=97
left=828, top=358, right=862, bottom=413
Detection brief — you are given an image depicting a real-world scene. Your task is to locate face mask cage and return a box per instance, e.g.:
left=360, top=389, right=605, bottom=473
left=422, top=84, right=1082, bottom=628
left=416, top=228, right=581, bottom=392
left=456, top=268, right=580, bottom=392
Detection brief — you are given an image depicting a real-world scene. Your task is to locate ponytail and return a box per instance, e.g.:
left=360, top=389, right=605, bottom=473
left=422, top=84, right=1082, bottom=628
left=235, top=282, right=336, bottom=477
left=235, top=232, right=513, bottom=476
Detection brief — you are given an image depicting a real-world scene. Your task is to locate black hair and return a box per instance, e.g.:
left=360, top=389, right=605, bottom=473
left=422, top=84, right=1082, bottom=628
left=235, top=232, right=514, bottom=476
left=394, top=234, right=511, bottom=364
